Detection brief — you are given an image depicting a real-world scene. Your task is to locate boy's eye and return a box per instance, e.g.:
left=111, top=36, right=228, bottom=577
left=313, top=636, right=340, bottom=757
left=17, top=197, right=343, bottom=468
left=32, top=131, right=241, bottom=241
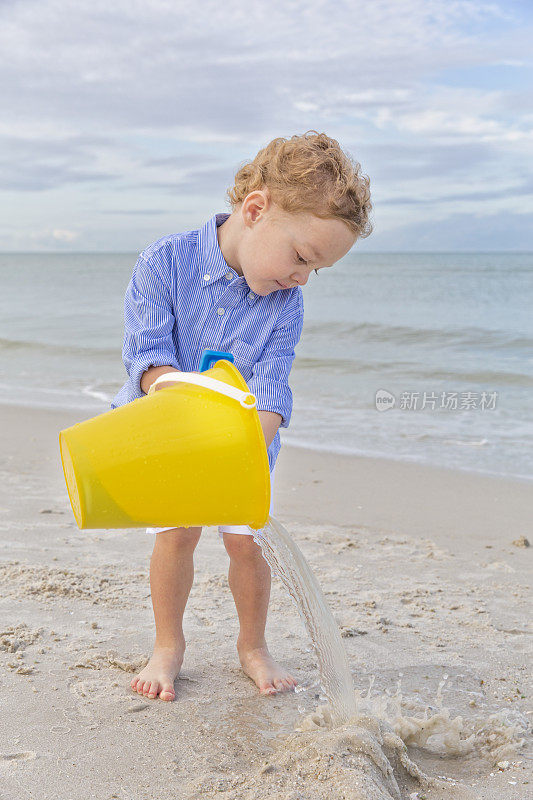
left=296, top=253, right=307, bottom=264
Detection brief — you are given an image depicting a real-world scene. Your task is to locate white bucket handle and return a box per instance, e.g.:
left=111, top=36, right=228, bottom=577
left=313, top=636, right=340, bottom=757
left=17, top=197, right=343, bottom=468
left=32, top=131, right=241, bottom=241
left=147, top=371, right=257, bottom=410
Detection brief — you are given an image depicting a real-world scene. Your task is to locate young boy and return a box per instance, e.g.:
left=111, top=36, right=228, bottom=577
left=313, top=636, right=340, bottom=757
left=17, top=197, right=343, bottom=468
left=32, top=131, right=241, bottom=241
left=111, top=131, right=372, bottom=702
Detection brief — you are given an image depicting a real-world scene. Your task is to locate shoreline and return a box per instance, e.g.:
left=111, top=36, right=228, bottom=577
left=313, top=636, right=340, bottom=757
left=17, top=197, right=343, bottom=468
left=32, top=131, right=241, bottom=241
left=1, top=396, right=531, bottom=486
left=2, top=399, right=531, bottom=554
left=0, top=401, right=533, bottom=512
left=283, top=434, right=533, bottom=485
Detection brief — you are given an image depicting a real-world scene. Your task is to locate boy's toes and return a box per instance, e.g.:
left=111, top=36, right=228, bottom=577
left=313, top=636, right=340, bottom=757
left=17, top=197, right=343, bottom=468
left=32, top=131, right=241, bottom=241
left=260, top=683, right=277, bottom=695
left=145, top=681, right=158, bottom=698
left=160, top=684, right=176, bottom=702
left=130, top=677, right=138, bottom=690
left=144, top=681, right=159, bottom=698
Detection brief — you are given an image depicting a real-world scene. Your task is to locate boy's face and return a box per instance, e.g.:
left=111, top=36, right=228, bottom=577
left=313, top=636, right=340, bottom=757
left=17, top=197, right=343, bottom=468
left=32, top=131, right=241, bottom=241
left=232, top=190, right=357, bottom=296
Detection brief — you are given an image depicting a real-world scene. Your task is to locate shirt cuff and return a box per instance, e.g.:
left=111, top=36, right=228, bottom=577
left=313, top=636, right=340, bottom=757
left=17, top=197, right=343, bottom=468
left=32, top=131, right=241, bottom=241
left=129, top=351, right=181, bottom=397
left=251, top=378, right=293, bottom=428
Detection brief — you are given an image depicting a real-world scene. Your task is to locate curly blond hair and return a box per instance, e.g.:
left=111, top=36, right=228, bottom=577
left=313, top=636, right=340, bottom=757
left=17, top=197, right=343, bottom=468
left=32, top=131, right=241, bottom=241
left=226, top=131, right=372, bottom=239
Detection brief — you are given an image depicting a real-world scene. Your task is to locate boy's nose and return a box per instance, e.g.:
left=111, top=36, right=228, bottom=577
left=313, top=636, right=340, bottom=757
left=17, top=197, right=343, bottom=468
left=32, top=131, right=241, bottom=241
left=290, top=271, right=308, bottom=287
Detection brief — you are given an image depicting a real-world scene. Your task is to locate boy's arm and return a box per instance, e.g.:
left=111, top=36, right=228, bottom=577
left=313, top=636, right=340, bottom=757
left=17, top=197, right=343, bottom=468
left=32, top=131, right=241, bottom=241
left=122, top=255, right=182, bottom=398
left=249, top=290, right=304, bottom=433
left=257, top=410, right=283, bottom=449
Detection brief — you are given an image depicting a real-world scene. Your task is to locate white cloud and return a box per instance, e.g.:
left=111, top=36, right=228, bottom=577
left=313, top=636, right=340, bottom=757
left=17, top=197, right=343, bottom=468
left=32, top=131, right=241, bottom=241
left=51, top=229, right=79, bottom=242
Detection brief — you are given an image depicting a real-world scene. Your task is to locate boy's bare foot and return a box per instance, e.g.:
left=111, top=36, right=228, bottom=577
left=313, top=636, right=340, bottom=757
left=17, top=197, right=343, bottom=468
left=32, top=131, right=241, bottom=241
left=130, top=641, right=185, bottom=702
left=238, top=644, right=298, bottom=695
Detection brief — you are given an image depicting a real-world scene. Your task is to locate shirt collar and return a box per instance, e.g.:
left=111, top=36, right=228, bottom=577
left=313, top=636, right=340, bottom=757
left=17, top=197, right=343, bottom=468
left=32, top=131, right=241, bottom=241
left=197, top=212, right=247, bottom=289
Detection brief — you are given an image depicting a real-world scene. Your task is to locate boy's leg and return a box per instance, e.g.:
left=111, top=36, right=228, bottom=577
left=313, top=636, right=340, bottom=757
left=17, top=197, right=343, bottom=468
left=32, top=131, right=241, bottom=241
left=222, top=533, right=298, bottom=695
left=131, top=526, right=202, bottom=702
left=224, top=532, right=271, bottom=649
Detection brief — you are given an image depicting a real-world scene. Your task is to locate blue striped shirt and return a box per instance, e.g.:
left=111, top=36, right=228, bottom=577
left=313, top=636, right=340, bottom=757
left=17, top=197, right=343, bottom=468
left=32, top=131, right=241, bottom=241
left=111, top=212, right=304, bottom=472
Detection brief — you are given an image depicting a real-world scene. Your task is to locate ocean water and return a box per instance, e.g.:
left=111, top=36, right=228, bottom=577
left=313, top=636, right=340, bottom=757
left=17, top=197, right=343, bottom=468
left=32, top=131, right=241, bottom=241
left=1, top=251, right=532, bottom=481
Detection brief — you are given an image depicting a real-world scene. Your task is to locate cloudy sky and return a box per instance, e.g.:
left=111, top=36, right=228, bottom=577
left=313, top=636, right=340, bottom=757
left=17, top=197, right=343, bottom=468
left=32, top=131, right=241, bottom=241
left=1, top=0, right=532, bottom=252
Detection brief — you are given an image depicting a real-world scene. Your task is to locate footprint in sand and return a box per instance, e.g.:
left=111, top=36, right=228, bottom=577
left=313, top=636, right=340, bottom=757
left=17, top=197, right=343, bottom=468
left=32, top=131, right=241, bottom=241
left=0, top=751, right=37, bottom=761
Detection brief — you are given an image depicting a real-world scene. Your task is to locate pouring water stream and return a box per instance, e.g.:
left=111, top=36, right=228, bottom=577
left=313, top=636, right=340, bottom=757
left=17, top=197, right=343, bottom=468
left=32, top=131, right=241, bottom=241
left=253, top=514, right=357, bottom=726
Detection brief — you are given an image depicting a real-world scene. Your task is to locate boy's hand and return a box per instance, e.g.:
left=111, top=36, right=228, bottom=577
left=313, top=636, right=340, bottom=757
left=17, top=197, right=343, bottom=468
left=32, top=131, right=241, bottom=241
left=151, top=370, right=200, bottom=393
left=141, top=365, right=183, bottom=394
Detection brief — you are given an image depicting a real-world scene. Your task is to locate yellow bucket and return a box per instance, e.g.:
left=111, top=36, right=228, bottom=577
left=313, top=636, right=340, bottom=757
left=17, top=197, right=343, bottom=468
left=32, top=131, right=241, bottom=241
left=59, top=358, right=270, bottom=530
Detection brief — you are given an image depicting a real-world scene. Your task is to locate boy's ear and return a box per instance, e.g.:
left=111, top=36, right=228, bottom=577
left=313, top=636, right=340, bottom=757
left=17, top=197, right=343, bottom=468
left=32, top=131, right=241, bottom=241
left=242, top=188, right=271, bottom=224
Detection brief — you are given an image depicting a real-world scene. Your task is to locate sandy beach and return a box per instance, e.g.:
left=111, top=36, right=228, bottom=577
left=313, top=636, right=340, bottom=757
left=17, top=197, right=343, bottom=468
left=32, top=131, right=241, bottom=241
left=0, top=401, right=531, bottom=799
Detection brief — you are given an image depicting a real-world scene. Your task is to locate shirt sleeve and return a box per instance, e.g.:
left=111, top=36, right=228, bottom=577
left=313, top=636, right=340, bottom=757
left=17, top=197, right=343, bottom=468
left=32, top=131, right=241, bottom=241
left=122, top=255, right=181, bottom=397
left=248, top=289, right=304, bottom=428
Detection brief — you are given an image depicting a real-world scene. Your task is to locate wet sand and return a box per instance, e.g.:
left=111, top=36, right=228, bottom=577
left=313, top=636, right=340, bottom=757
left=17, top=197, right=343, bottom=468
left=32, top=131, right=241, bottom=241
left=0, top=402, right=531, bottom=799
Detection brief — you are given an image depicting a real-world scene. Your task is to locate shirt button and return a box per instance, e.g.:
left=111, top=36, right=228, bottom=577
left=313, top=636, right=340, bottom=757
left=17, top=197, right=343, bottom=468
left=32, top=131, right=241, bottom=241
left=203, top=274, right=210, bottom=281
left=225, top=272, right=232, bottom=280
left=217, top=307, right=225, bottom=315
left=249, top=292, right=255, bottom=299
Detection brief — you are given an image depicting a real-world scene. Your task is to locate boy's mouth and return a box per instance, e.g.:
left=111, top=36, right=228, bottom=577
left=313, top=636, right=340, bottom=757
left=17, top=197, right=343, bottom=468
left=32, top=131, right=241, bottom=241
left=275, top=280, right=290, bottom=289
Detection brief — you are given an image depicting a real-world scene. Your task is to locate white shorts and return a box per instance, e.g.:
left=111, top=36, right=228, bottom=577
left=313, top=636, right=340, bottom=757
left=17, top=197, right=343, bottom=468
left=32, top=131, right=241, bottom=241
left=146, top=470, right=276, bottom=539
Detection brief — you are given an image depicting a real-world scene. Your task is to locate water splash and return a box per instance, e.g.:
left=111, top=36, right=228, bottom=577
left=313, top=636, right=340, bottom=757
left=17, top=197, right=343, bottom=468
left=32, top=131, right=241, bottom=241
left=250, top=516, right=527, bottom=799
